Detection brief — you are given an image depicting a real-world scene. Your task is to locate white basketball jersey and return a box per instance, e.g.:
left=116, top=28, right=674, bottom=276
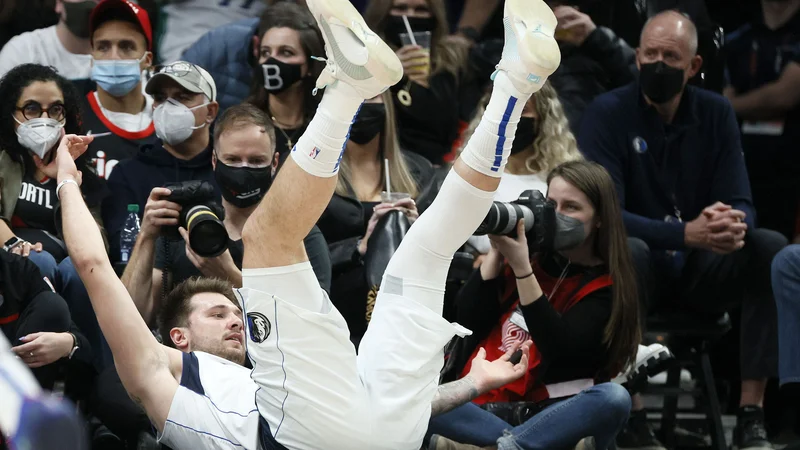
left=158, top=0, right=267, bottom=63
left=158, top=351, right=262, bottom=450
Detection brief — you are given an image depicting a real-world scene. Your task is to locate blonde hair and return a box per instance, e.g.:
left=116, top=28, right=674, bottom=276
left=364, top=0, right=468, bottom=79
left=459, top=82, right=582, bottom=176
left=335, top=90, right=419, bottom=199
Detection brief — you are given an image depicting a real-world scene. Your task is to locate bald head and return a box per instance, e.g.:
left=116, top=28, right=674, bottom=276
left=641, top=10, right=698, bottom=57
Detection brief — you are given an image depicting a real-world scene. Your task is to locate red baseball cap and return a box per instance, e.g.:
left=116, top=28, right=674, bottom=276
left=89, top=0, right=153, bottom=51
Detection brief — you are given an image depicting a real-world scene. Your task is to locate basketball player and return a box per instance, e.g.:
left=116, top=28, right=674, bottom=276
left=54, top=0, right=560, bottom=448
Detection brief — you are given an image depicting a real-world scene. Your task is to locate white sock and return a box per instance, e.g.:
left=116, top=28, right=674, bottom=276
left=290, top=81, right=363, bottom=177
left=460, top=70, right=531, bottom=177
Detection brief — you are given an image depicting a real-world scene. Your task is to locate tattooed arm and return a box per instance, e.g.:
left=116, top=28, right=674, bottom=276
left=431, top=375, right=482, bottom=417
left=431, top=340, right=532, bottom=417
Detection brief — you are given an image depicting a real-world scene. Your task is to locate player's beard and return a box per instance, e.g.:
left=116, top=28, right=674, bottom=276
left=192, top=334, right=246, bottom=366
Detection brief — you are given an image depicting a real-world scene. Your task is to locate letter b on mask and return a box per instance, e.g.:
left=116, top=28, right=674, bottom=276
left=263, top=64, right=284, bottom=91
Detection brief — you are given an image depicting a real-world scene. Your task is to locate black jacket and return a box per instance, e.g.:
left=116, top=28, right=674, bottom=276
left=550, top=27, right=638, bottom=132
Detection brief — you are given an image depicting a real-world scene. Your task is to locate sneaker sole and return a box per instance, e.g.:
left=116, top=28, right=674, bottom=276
left=505, top=0, right=561, bottom=76
left=626, top=346, right=674, bottom=394
left=306, top=0, right=402, bottom=88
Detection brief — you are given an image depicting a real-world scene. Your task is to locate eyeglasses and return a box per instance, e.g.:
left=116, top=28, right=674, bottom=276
left=16, top=102, right=66, bottom=122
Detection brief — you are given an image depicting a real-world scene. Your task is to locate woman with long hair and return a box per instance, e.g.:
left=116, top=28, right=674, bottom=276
left=317, top=90, right=433, bottom=344
left=0, top=63, right=106, bottom=267
left=365, top=0, right=469, bottom=165
left=0, top=64, right=98, bottom=390
left=247, top=2, right=324, bottom=162
left=428, top=160, right=641, bottom=450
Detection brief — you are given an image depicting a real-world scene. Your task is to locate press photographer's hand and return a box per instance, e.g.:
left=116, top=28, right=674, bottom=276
left=179, top=227, right=241, bottom=286
left=489, top=220, right=532, bottom=277
left=140, top=187, right=182, bottom=239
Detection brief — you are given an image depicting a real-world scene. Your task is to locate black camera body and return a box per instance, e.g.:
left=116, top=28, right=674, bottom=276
left=475, top=190, right=557, bottom=252
left=163, top=180, right=229, bottom=257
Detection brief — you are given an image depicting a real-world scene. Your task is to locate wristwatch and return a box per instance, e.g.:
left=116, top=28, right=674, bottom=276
left=3, top=236, right=26, bottom=252
left=67, top=333, right=79, bottom=360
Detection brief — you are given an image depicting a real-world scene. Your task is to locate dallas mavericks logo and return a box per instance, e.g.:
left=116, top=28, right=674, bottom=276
left=247, top=312, right=271, bottom=343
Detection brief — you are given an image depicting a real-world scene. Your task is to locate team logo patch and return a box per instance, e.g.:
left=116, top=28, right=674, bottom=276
left=247, top=312, right=271, bottom=343
left=632, top=137, right=648, bottom=154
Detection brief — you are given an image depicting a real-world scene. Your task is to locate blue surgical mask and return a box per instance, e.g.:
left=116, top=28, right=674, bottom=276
left=91, top=54, right=147, bottom=97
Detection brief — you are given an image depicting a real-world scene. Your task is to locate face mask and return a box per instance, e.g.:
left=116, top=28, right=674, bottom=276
left=384, top=15, right=436, bottom=48
left=214, top=158, right=273, bottom=208
left=552, top=213, right=586, bottom=251
left=349, top=103, right=385, bottom=145
left=14, top=117, right=64, bottom=159
left=261, top=58, right=304, bottom=94
left=63, top=0, right=96, bottom=39
left=639, top=61, right=686, bottom=104
left=91, top=54, right=147, bottom=97
left=511, top=117, right=537, bottom=155
left=153, top=98, right=208, bottom=146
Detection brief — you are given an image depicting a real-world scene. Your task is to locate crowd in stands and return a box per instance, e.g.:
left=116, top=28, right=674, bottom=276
left=1, top=0, right=800, bottom=449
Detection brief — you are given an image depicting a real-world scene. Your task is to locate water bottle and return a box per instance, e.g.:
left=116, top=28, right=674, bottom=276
left=120, top=204, right=141, bottom=263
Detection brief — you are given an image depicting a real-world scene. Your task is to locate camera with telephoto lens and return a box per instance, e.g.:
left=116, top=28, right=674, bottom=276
left=474, top=190, right=584, bottom=252
left=162, top=180, right=229, bottom=257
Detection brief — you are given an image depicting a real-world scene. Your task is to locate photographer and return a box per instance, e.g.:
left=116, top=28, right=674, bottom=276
left=428, top=161, right=640, bottom=450
left=122, top=103, right=331, bottom=325
left=102, top=61, right=220, bottom=263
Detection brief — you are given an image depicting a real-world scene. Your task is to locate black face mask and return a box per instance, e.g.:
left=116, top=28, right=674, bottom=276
left=261, top=58, right=304, bottom=94
left=214, top=159, right=273, bottom=208
left=384, top=15, right=436, bottom=48
left=639, top=61, right=686, bottom=104
left=349, top=103, right=386, bottom=145
left=511, top=117, right=537, bottom=155
left=63, top=0, right=96, bottom=39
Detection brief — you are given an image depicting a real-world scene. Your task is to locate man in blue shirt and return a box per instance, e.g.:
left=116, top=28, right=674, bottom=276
left=579, top=11, right=787, bottom=450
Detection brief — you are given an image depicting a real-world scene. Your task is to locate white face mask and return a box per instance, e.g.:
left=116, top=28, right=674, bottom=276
left=153, top=98, right=209, bottom=146
left=14, top=117, right=64, bottom=159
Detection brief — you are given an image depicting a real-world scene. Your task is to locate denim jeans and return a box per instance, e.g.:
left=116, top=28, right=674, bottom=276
left=27, top=251, right=111, bottom=370
left=771, top=245, right=800, bottom=386
left=427, top=383, right=631, bottom=450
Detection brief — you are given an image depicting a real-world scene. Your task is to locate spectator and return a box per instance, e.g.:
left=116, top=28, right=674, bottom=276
left=316, top=91, right=432, bottom=343
left=547, top=0, right=638, bottom=132
left=579, top=11, right=787, bottom=449
left=462, top=81, right=583, bottom=255
left=181, top=16, right=259, bottom=114
left=102, top=61, right=219, bottom=263
left=365, top=0, right=469, bottom=165
left=724, top=0, right=800, bottom=240
left=1, top=250, right=91, bottom=391
left=0, top=64, right=107, bottom=267
left=771, top=246, right=800, bottom=423
left=246, top=2, right=324, bottom=162
left=80, top=0, right=158, bottom=181
left=0, top=0, right=59, bottom=50
left=0, top=0, right=99, bottom=93
left=121, top=103, right=331, bottom=326
left=428, top=161, right=639, bottom=450
left=157, top=0, right=267, bottom=64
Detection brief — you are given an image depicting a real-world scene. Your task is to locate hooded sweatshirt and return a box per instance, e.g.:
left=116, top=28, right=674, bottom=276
left=102, top=140, right=220, bottom=263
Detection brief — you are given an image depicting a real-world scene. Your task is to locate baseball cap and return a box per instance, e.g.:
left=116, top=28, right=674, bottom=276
left=146, top=61, right=217, bottom=102
left=89, top=0, right=153, bottom=51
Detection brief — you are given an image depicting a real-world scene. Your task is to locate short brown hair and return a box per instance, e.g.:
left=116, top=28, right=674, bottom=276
left=213, top=103, right=277, bottom=154
left=157, top=277, right=239, bottom=348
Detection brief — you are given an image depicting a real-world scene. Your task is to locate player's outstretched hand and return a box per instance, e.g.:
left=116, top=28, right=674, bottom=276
left=467, top=339, right=532, bottom=394
left=54, top=134, right=93, bottom=185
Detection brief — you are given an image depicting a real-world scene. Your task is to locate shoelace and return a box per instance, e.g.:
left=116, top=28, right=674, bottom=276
left=310, top=55, right=335, bottom=95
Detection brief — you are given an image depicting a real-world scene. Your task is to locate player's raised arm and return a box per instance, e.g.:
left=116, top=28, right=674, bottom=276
left=56, top=134, right=181, bottom=431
